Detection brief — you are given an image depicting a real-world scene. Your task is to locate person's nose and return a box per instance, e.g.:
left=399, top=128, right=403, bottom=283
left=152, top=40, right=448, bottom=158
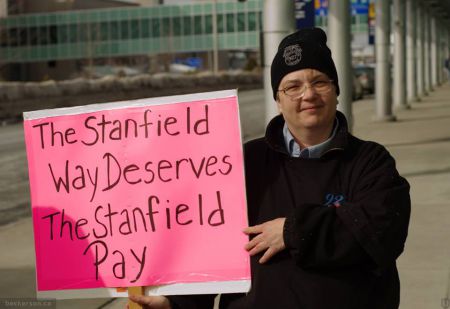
left=298, top=84, right=317, bottom=100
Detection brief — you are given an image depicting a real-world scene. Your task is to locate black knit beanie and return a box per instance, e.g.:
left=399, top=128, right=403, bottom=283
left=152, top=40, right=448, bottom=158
left=270, top=27, right=340, bottom=100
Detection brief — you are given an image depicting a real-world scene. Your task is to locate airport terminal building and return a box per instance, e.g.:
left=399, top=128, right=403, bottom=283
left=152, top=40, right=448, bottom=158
left=0, top=0, right=373, bottom=81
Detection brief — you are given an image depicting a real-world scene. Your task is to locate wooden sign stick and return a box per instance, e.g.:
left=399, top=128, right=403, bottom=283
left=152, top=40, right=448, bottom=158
left=128, top=286, right=145, bottom=309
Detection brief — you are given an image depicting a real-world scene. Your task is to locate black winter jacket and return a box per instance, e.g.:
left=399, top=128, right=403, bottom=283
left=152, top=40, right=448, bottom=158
left=170, top=111, right=410, bottom=309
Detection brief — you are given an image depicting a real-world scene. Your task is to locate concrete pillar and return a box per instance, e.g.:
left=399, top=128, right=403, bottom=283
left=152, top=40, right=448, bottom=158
left=212, top=0, right=219, bottom=74
left=435, top=18, right=440, bottom=86
left=328, top=0, right=353, bottom=130
left=0, top=0, right=6, bottom=17
left=423, top=7, right=431, bottom=93
left=406, top=0, right=417, bottom=102
left=431, top=16, right=437, bottom=88
left=416, top=4, right=424, bottom=98
left=375, top=0, right=395, bottom=121
left=263, top=0, right=296, bottom=124
left=393, top=0, right=408, bottom=109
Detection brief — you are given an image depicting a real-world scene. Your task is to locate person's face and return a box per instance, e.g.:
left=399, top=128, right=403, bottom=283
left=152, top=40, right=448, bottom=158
left=276, top=68, right=338, bottom=132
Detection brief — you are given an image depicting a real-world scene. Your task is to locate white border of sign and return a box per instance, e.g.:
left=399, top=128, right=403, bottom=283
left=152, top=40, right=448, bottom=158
left=25, top=89, right=251, bottom=299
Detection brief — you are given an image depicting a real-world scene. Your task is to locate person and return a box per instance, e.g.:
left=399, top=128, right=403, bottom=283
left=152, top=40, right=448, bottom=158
left=129, top=27, right=411, bottom=309
left=445, top=56, right=450, bottom=80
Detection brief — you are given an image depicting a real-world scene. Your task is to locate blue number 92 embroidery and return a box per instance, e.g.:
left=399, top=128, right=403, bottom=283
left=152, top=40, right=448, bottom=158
left=324, top=193, right=345, bottom=207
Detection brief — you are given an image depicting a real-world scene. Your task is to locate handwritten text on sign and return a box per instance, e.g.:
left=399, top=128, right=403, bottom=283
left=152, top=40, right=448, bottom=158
left=24, top=91, right=249, bottom=291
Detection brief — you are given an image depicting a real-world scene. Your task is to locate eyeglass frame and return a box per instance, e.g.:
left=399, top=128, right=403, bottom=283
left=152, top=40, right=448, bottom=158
left=277, top=79, right=335, bottom=99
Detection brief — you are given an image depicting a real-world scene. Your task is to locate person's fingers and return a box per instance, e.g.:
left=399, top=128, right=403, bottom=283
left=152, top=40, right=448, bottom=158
left=259, top=247, right=277, bottom=264
left=243, top=224, right=263, bottom=235
left=248, top=241, right=267, bottom=256
left=244, top=233, right=263, bottom=251
left=128, top=295, right=170, bottom=308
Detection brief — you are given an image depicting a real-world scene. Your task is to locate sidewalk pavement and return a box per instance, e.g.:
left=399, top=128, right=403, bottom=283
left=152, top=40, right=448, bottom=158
left=1, top=82, right=449, bottom=309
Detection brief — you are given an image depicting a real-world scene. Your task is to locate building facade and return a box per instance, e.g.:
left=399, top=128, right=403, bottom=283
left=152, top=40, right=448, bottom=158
left=0, top=0, right=372, bottom=81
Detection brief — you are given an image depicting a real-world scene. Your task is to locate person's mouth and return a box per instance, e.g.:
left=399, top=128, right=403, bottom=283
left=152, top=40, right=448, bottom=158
left=300, top=105, right=323, bottom=112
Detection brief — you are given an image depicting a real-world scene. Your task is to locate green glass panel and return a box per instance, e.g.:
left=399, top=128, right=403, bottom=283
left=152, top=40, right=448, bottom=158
left=237, top=13, right=245, bottom=32
left=18, top=28, right=27, bottom=46
left=225, top=2, right=235, bottom=11
left=238, top=33, right=246, bottom=47
left=142, top=19, right=150, bottom=38
left=161, top=6, right=171, bottom=17
left=39, top=26, right=49, bottom=45
left=131, top=19, right=140, bottom=39
left=129, top=8, right=140, bottom=19
left=57, top=25, right=67, bottom=44
left=192, top=4, right=202, bottom=14
left=48, top=15, right=57, bottom=25
left=183, top=16, right=191, bottom=35
left=29, top=27, right=38, bottom=45
left=170, top=6, right=181, bottom=16
left=217, top=14, right=224, bottom=33
left=162, top=17, right=171, bottom=36
left=100, top=22, right=109, bottom=41
left=248, top=33, right=258, bottom=47
left=226, top=13, right=235, bottom=33
left=110, top=10, right=121, bottom=20
left=194, top=15, right=202, bottom=35
left=121, top=20, right=129, bottom=39
left=38, top=15, right=48, bottom=25
left=258, top=12, right=262, bottom=30
left=205, top=15, right=212, bottom=34
left=248, top=12, right=256, bottom=31
left=121, top=10, right=130, bottom=20
left=110, top=21, right=120, bottom=40
left=152, top=19, right=160, bottom=38
left=173, top=17, right=181, bottom=36
left=203, top=3, right=213, bottom=15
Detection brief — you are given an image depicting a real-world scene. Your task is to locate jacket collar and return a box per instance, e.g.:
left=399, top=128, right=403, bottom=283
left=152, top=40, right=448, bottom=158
left=264, top=110, right=349, bottom=157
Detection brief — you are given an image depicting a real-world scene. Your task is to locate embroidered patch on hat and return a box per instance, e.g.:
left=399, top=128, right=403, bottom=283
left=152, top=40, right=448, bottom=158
left=283, top=44, right=302, bottom=66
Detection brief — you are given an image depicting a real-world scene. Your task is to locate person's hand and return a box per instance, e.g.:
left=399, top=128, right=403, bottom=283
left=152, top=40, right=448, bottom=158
left=243, top=218, right=286, bottom=264
left=128, top=294, right=171, bottom=309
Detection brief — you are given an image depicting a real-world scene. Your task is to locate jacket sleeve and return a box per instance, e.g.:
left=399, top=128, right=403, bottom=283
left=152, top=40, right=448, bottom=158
left=167, top=294, right=216, bottom=309
left=283, top=144, right=411, bottom=272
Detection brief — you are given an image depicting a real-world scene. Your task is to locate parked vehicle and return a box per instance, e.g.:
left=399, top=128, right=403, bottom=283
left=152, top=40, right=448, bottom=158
left=354, top=65, right=375, bottom=94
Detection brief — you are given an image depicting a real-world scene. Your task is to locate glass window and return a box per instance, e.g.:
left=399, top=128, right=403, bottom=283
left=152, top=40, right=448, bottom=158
left=38, top=26, right=49, bottom=45
left=162, top=17, right=171, bottom=36
left=205, top=15, right=212, bottom=34
left=110, top=21, right=120, bottom=40
left=248, top=12, right=256, bottom=31
left=8, top=28, right=18, bottom=47
left=100, top=22, right=109, bottom=41
left=194, top=15, right=203, bottom=35
left=121, top=20, right=129, bottom=39
left=49, top=25, right=57, bottom=44
left=79, top=24, right=88, bottom=42
left=237, top=12, right=245, bottom=32
left=131, top=19, right=140, bottom=39
left=19, top=27, right=28, bottom=46
left=68, top=24, right=78, bottom=43
left=217, top=14, right=224, bottom=33
left=226, top=13, right=235, bottom=32
left=141, top=19, right=150, bottom=38
left=29, top=27, right=38, bottom=45
left=152, top=18, right=160, bottom=37
left=173, top=17, right=181, bottom=36
left=183, top=16, right=191, bottom=35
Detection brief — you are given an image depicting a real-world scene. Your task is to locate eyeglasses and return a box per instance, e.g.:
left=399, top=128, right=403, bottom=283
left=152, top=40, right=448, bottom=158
left=278, top=79, right=334, bottom=99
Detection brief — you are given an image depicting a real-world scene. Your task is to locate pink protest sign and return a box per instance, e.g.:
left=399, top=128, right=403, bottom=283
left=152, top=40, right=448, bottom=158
left=23, top=90, right=250, bottom=296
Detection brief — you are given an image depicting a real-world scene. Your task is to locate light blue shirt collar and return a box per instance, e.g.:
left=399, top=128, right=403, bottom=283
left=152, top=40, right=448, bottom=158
left=283, top=118, right=339, bottom=158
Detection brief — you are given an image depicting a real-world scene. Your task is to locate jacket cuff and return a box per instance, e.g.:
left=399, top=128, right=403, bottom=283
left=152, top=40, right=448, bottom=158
left=283, top=213, right=298, bottom=249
